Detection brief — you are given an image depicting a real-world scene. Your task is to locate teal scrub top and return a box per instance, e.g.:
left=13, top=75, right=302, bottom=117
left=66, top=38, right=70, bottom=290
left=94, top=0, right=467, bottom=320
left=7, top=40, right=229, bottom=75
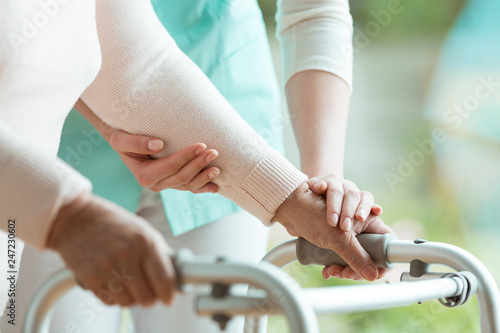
left=58, top=0, right=284, bottom=236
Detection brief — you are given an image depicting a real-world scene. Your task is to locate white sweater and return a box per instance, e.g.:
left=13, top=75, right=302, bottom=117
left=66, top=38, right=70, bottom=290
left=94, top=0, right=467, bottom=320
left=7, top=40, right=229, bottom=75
left=0, top=0, right=352, bottom=250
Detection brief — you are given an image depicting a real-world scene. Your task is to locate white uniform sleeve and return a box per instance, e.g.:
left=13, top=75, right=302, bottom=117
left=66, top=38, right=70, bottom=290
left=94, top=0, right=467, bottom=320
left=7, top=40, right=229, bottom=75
left=276, top=0, right=354, bottom=90
left=0, top=122, right=92, bottom=250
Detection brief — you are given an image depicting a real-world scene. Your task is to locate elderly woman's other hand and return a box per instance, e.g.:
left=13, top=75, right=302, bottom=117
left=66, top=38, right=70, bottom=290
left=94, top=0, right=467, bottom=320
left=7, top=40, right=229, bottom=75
left=46, top=191, right=178, bottom=307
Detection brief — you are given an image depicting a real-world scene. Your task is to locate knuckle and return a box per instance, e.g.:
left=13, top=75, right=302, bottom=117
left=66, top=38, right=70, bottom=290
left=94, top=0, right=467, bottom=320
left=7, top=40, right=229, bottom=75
left=163, top=161, right=183, bottom=176
left=118, top=297, right=133, bottom=307
left=132, top=232, right=152, bottom=249
left=345, top=189, right=360, bottom=198
left=177, top=183, right=194, bottom=192
left=329, top=187, right=344, bottom=196
left=173, top=174, right=190, bottom=185
left=136, top=173, right=153, bottom=187
left=133, top=139, right=146, bottom=153
left=140, top=294, right=156, bottom=307
left=96, top=258, right=113, bottom=272
left=149, top=186, right=162, bottom=192
left=108, top=132, right=120, bottom=149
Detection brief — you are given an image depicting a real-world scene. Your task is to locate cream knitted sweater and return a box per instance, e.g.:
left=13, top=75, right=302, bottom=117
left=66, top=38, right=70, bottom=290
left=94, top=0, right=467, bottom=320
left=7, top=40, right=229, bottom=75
left=0, top=0, right=352, bottom=249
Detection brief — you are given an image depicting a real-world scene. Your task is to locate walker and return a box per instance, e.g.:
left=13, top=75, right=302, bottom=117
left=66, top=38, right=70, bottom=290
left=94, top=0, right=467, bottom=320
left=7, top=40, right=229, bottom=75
left=23, top=234, right=500, bottom=333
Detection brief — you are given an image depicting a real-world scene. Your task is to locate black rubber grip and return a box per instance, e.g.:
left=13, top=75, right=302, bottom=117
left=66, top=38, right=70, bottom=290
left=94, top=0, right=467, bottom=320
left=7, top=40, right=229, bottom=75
left=296, top=233, right=396, bottom=269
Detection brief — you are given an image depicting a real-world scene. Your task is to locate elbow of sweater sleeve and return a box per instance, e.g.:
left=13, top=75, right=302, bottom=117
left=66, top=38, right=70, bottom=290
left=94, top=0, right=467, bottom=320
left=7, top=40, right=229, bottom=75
left=276, top=0, right=354, bottom=92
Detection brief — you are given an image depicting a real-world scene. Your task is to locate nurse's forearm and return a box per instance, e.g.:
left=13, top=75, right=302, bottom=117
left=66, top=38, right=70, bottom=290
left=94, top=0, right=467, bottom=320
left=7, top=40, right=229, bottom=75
left=74, top=99, right=115, bottom=142
left=286, top=70, right=350, bottom=178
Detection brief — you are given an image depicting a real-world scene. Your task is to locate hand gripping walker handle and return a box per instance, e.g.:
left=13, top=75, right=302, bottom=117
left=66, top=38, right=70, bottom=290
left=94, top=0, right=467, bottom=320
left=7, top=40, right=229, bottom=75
left=296, top=233, right=396, bottom=269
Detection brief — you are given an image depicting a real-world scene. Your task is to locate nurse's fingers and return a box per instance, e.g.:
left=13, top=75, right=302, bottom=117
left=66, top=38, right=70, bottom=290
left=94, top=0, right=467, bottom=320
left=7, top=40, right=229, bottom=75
left=338, top=180, right=360, bottom=232
left=174, top=167, right=220, bottom=193
left=109, top=130, right=166, bottom=154
left=149, top=150, right=219, bottom=191
left=132, top=146, right=214, bottom=188
left=354, top=191, right=375, bottom=222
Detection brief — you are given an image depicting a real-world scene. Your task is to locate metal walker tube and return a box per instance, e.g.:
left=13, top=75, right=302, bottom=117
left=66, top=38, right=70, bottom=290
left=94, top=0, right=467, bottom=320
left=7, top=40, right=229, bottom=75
left=24, top=238, right=500, bottom=333
left=387, top=240, right=500, bottom=333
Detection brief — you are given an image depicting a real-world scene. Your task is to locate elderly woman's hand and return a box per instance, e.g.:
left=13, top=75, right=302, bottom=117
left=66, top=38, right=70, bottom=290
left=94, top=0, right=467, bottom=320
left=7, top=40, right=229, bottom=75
left=47, top=192, right=178, bottom=307
left=273, top=182, right=395, bottom=281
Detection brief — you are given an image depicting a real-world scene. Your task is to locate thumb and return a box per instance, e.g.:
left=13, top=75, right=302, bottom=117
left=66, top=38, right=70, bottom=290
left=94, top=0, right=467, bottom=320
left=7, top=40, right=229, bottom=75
left=307, top=178, right=327, bottom=194
left=110, top=130, right=164, bottom=155
left=337, top=234, right=379, bottom=281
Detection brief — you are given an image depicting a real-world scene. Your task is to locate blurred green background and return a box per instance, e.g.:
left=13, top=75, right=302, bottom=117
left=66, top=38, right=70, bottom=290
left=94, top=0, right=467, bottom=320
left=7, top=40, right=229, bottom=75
left=257, top=0, right=500, bottom=332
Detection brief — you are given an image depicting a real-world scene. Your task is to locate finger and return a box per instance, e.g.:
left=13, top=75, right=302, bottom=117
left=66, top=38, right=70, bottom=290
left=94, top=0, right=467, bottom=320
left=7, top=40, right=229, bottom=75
left=335, top=232, right=378, bottom=281
left=153, top=150, right=218, bottom=190
left=339, top=266, right=362, bottom=280
left=191, top=183, right=219, bottom=194
left=307, top=178, right=327, bottom=195
left=371, top=204, right=383, bottom=216
left=377, top=268, right=390, bottom=280
left=322, top=267, right=329, bottom=279
left=355, top=191, right=374, bottom=222
left=143, top=246, right=177, bottom=306
left=110, top=130, right=166, bottom=154
left=93, top=279, right=134, bottom=307
left=338, top=181, right=360, bottom=232
left=126, top=269, right=157, bottom=307
left=325, top=178, right=344, bottom=227
left=134, top=144, right=208, bottom=187
left=164, top=149, right=218, bottom=187
left=325, top=264, right=344, bottom=278
left=359, top=215, right=395, bottom=236
left=75, top=276, right=88, bottom=290
left=176, top=167, right=220, bottom=192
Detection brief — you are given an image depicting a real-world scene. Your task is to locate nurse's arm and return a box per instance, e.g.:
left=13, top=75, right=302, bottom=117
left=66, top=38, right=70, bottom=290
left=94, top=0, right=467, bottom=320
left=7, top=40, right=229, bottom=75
left=277, top=0, right=383, bottom=247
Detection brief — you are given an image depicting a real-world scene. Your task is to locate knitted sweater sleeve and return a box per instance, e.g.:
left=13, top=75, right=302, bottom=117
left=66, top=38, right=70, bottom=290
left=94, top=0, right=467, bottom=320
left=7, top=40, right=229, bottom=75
left=81, top=0, right=308, bottom=224
left=0, top=122, right=92, bottom=249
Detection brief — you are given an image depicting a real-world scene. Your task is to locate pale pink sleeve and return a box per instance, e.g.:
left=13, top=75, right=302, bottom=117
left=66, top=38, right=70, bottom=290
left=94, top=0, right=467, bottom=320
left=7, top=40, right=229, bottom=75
left=81, top=0, right=308, bottom=224
left=0, top=122, right=92, bottom=249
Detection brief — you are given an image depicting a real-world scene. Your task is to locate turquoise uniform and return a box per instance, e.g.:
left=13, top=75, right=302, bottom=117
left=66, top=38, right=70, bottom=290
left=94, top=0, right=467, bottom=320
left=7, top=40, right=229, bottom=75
left=58, top=0, right=284, bottom=235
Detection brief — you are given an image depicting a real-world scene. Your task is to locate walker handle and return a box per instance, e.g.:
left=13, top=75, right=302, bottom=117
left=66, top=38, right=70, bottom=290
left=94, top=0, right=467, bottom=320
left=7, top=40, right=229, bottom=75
left=296, top=233, right=396, bottom=269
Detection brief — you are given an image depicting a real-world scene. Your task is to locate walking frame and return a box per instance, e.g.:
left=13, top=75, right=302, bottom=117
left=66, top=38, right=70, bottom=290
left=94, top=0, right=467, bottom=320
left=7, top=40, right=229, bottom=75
left=23, top=234, right=500, bottom=333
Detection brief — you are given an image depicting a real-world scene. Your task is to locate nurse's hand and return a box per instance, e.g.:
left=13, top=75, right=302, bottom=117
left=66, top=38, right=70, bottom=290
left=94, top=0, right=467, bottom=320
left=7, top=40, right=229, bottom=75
left=108, top=130, right=220, bottom=193
left=47, top=191, right=177, bottom=307
left=307, top=174, right=382, bottom=232
left=74, top=99, right=219, bottom=194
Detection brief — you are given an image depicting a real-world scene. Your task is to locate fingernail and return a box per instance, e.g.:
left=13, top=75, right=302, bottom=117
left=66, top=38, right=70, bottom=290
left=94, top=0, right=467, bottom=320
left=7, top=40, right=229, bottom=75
left=358, top=208, right=366, bottom=220
left=361, top=265, right=377, bottom=281
left=206, top=150, right=218, bottom=162
left=148, top=140, right=163, bottom=151
left=330, top=213, right=339, bottom=227
left=313, top=181, right=324, bottom=191
left=194, top=144, right=207, bottom=155
left=208, top=170, right=219, bottom=179
left=343, top=217, right=352, bottom=231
